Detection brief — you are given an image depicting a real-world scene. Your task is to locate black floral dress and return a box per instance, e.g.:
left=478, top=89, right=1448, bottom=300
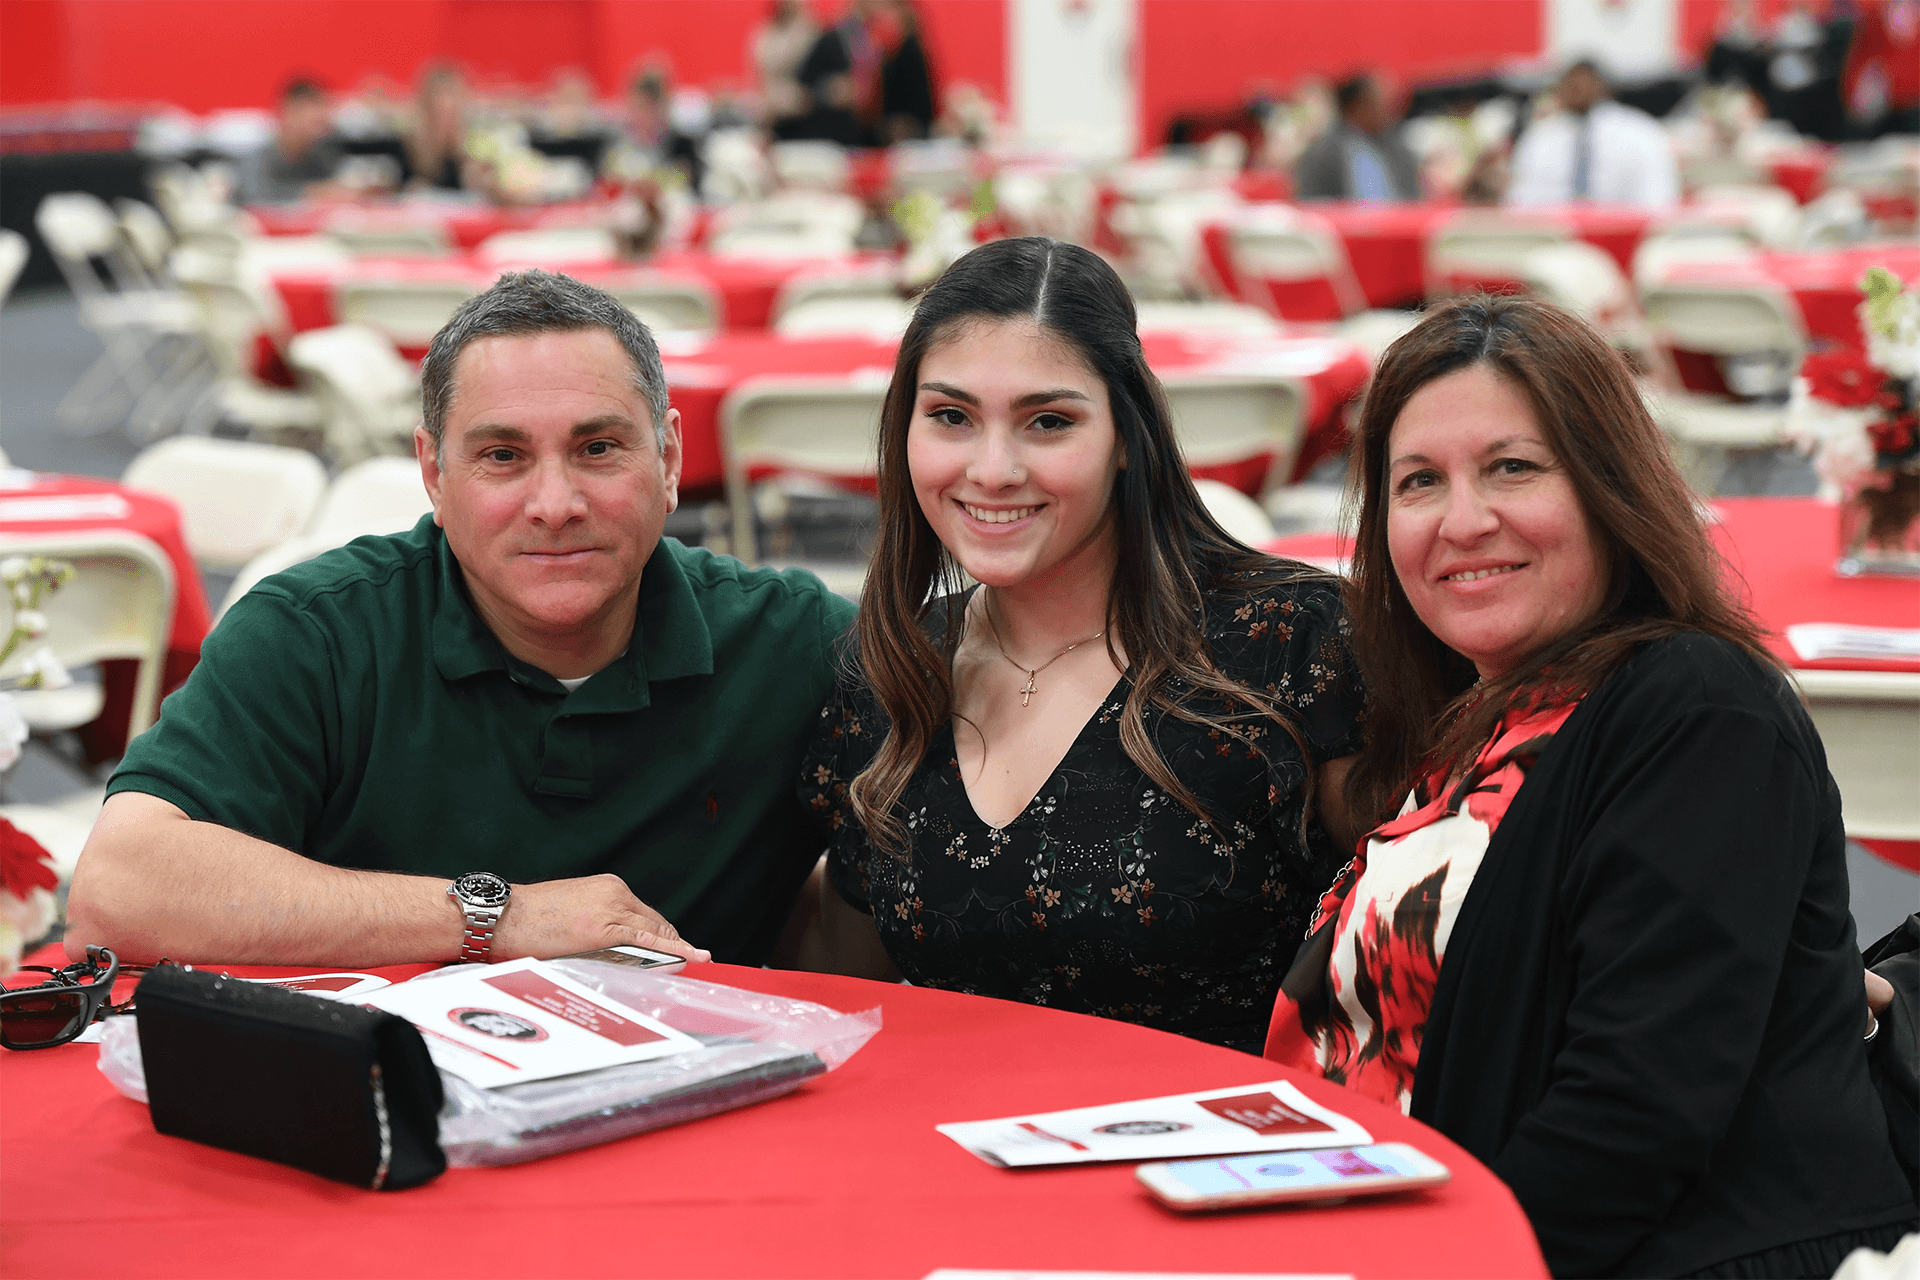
left=797, top=567, right=1365, bottom=1053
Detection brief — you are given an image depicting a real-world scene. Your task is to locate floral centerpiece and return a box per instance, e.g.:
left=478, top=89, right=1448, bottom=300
left=0, top=554, right=73, bottom=975
left=1785, top=267, right=1920, bottom=576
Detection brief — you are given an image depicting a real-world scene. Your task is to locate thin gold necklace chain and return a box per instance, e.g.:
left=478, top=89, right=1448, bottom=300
left=981, top=595, right=1105, bottom=708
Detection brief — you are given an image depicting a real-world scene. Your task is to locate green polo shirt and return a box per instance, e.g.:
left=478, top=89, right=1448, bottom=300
left=109, top=516, right=856, bottom=964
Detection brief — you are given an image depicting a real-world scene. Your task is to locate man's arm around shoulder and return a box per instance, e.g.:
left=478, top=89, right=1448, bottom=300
left=66, top=791, right=708, bottom=967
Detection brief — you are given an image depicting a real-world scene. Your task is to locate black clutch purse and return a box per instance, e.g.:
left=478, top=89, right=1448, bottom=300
left=135, top=965, right=446, bottom=1190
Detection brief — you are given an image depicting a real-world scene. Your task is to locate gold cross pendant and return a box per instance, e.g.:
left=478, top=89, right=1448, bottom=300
left=1019, top=672, right=1037, bottom=707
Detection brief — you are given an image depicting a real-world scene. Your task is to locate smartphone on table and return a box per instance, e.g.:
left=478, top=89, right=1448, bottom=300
left=557, top=945, right=689, bottom=973
left=1136, top=1143, right=1450, bottom=1212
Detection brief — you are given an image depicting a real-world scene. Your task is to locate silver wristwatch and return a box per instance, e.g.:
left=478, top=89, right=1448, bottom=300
left=448, top=872, right=511, bottom=964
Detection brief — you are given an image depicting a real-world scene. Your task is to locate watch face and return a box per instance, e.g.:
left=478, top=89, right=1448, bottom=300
left=454, top=873, right=510, bottom=908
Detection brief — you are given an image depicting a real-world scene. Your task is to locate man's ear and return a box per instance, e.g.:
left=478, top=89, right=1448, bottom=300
left=658, top=407, right=683, bottom=515
left=415, top=427, right=445, bottom=527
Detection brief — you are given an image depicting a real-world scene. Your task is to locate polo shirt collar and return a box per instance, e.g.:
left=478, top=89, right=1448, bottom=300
left=430, top=529, right=713, bottom=706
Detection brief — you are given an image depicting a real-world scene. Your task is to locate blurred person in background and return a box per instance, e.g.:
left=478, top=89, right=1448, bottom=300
left=879, top=0, right=937, bottom=142
left=754, top=0, right=820, bottom=134
left=1844, top=0, right=1920, bottom=137
left=1294, top=73, right=1421, bottom=202
left=400, top=63, right=474, bottom=191
left=1506, top=59, right=1678, bottom=209
left=610, top=65, right=705, bottom=192
left=235, top=78, right=346, bottom=205
left=786, top=0, right=881, bottom=145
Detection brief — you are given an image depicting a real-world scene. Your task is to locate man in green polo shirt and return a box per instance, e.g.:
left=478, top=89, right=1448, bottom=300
left=66, top=270, right=856, bottom=967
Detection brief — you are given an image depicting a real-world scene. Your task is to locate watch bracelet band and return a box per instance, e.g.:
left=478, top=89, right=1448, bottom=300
left=457, top=909, right=500, bottom=963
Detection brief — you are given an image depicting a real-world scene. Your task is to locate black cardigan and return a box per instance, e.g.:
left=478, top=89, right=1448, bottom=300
left=1407, top=634, right=1917, bottom=1278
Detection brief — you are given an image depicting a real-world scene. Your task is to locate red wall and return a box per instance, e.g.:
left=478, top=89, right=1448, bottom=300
left=0, top=0, right=1007, bottom=110
left=1138, top=0, right=1545, bottom=145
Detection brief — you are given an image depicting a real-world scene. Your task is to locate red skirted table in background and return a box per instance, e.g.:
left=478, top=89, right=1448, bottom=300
left=0, top=947, right=1548, bottom=1280
left=1205, top=202, right=1659, bottom=315
left=0, top=473, right=210, bottom=761
left=1662, top=244, right=1920, bottom=353
left=267, top=250, right=895, bottom=340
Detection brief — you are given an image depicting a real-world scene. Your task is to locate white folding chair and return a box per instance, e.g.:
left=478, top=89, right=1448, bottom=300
left=217, top=529, right=364, bottom=623
left=168, top=244, right=324, bottom=440
left=707, top=224, right=858, bottom=260
left=1639, top=280, right=1807, bottom=400
left=285, top=325, right=422, bottom=465
left=325, top=221, right=452, bottom=258
left=1159, top=374, right=1306, bottom=500
left=711, top=192, right=865, bottom=243
left=890, top=140, right=974, bottom=199
left=308, top=456, right=432, bottom=537
left=0, top=229, right=27, bottom=307
left=1133, top=302, right=1283, bottom=338
left=770, top=263, right=902, bottom=324
left=718, top=378, right=887, bottom=564
left=35, top=192, right=211, bottom=437
left=1224, top=210, right=1369, bottom=319
left=0, top=529, right=175, bottom=744
left=474, top=228, right=618, bottom=265
left=336, top=278, right=480, bottom=348
left=122, top=436, right=328, bottom=570
left=1792, top=669, right=1920, bottom=847
left=1192, top=478, right=1276, bottom=547
left=1425, top=212, right=1572, bottom=299
left=602, top=276, right=721, bottom=334
left=769, top=141, right=852, bottom=192
left=1219, top=210, right=1420, bottom=362
left=113, top=199, right=177, bottom=287
left=1687, top=184, right=1802, bottom=247
left=772, top=295, right=913, bottom=340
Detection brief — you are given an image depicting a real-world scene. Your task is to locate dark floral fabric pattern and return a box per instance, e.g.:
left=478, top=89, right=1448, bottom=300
left=797, top=568, right=1365, bottom=1053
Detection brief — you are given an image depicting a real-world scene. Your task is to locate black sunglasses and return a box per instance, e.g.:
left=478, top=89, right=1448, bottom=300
left=0, top=946, right=158, bottom=1050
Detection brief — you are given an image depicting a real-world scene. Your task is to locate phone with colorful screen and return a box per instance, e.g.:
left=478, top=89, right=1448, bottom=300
left=1136, top=1143, right=1450, bottom=1212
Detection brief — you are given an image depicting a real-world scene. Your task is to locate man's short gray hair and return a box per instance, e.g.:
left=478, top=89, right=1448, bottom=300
left=419, top=269, right=670, bottom=456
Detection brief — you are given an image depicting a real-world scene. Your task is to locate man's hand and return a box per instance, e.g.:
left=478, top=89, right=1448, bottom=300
left=493, top=874, right=710, bottom=963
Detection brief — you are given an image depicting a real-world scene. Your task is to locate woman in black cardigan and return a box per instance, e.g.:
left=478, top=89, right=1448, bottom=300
left=1266, top=295, right=1915, bottom=1278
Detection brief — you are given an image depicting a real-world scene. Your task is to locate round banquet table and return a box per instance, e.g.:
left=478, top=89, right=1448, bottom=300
left=0, top=949, right=1548, bottom=1280
left=1203, top=203, right=1657, bottom=314
left=267, top=250, right=895, bottom=339
left=1661, top=243, right=1920, bottom=354
left=0, top=472, right=210, bottom=761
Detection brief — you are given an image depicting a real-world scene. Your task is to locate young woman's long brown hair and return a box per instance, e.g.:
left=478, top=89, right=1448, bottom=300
left=1343, top=294, right=1783, bottom=829
left=851, top=237, right=1328, bottom=853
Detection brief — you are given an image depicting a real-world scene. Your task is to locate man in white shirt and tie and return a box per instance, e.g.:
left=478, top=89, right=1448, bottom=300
left=1506, top=60, right=1679, bottom=210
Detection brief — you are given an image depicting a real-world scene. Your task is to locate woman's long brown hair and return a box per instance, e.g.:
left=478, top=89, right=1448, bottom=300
left=851, top=237, right=1329, bottom=854
left=1343, top=294, right=1783, bottom=830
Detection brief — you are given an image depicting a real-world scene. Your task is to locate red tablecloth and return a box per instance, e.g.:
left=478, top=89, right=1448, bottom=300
left=658, top=329, right=1373, bottom=496
left=249, top=200, right=606, bottom=252
left=269, top=250, right=894, bottom=338
left=0, top=474, right=210, bottom=760
left=1205, top=203, right=1659, bottom=314
left=0, top=950, right=1547, bottom=1279
left=1662, top=244, right=1920, bottom=352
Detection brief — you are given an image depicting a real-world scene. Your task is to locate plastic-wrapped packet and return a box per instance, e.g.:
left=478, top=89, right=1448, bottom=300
left=100, top=961, right=881, bottom=1167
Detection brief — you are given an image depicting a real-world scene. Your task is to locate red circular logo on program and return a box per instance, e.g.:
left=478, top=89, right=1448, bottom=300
left=449, top=1007, right=548, bottom=1041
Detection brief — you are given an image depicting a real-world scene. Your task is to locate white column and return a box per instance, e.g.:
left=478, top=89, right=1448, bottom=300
left=1009, top=0, right=1139, bottom=160
left=1544, top=0, right=1680, bottom=79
